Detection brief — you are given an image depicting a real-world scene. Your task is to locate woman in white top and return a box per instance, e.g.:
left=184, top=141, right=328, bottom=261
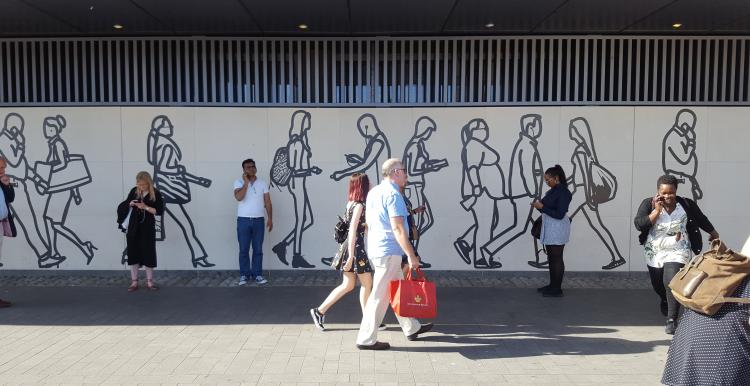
left=634, top=174, right=718, bottom=334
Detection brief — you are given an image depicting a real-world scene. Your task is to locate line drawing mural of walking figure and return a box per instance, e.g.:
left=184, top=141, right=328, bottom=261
left=270, top=110, right=321, bottom=268
left=330, top=113, right=391, bottom=184
left=0, top=113, right=64, bottom=268
left=402, top=116, right=448, bottom=268
left=480, top=114, right=545, bottom=265
left=662, top=109, right=702, bottom=201
left=454, top=118, right=507, bottom=269
left=566, top=117, right=626, bottom=270
left=36, top=115, right=96, bottom=266
left=144, top=115, right=214, bottom=268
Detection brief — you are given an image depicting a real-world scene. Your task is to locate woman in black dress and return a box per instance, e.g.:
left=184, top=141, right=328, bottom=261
left=122, top=171, right=165, bottom=292
left=309, top=173, right=373, bottom=331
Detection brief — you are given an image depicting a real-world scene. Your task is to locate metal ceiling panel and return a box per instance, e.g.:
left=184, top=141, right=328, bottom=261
left=243, top=0, right=349, bottom=33
left=443, top=0, right=566, bottom=33
left=0, top=0, right=79, bottom=35
left=350, top=0, right=455, bottom=34
left=23, top=0, right=166, bottom=34
left=133, top=0, right=261, bottom=34
left=625, top=0, right=750, bottom=32
left=535, top=0, right=673, bottom=33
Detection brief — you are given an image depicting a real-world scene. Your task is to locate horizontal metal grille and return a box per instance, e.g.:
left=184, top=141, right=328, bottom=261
left=0, top=37, right=748, bottom=106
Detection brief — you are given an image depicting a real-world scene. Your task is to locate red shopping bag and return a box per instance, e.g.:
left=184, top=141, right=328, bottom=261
left=389, top=268, right=437, bottom=319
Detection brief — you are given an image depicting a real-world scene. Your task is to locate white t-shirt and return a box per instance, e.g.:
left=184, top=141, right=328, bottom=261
left=234, top=178, right=269, bottom=218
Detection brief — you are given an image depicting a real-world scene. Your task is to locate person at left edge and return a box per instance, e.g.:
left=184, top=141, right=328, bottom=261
left=235, top=159, right=273, bottom=286
left=0, top=157, right=15, bottom=307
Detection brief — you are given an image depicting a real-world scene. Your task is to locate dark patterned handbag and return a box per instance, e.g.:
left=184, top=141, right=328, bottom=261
left=531, top=217, right=542, bottom=239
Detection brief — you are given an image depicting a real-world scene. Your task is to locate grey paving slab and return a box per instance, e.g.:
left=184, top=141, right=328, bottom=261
left=0, top=286, right=670, bottom=385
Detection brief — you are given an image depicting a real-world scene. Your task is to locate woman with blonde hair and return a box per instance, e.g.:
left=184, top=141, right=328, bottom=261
left=120, top=171, right=164, bottom=291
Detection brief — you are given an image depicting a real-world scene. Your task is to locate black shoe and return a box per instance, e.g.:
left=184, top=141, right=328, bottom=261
left=192, top=256, right=215, bottom=268
left=406, top=322, right=434, bottom=341
left=357, top=341, right=390, bottom=350
left=602, top=258, right=626, bottom=270
left=310, top=308, right=325, bottom=331
left=537, top=284, right=551, bottom=293
left=272, top=243, right=288, bottom=265
left=454, top=239, right=471, bottom=264
left=660, top=299, right=668, bottom=317
left=665, top=318, right=677, bottom=335
left=542, top=288, right=564, bottom=297
left=292, top=254, right=315, bottom=268
left=419, top=261, right=432, bottom=269
left=474, top=257, right=502, bottom=269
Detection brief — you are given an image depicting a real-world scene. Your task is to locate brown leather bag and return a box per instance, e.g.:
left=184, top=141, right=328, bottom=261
left=668, top=239, right=750, bottom=315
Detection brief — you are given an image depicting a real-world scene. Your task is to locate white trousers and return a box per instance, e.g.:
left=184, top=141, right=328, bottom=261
left=356, top=254, right=420, bottom=345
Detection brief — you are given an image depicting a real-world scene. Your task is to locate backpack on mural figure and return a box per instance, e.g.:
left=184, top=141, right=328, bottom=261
left=270, top=146, right=293, bottom=188
left=587, top=158, right=617, bottom=205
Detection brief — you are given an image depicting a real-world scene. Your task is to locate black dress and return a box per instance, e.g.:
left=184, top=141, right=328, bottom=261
left=335, top=202, right=371, bottom=274
left=122, top=187, right=165, bottom=268
left=662, top=277, right=750, bottom=385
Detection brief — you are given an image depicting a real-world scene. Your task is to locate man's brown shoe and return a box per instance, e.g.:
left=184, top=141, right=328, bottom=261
left=0, top=299, right=12, bottom=308
left=356, top=341, right=390, bottom=350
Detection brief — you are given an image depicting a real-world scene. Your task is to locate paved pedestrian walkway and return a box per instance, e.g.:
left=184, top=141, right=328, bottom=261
left=0, top=282, right=670, bottom=385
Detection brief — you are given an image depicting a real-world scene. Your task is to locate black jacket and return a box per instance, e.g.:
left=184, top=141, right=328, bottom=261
left=634, top=196, right=715, bottom=255
left=538, top=184, right=572, bottom=220
left=1, top=182, right=16, bottom=237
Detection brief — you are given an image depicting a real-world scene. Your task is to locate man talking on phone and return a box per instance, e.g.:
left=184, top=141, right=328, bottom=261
left=234, top=159, right=273, bottom=286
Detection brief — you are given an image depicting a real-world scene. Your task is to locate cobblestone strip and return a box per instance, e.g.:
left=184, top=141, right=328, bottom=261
left=0, top=270, right=652, bottom=288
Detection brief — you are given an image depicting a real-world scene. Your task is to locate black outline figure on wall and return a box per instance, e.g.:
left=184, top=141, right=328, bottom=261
left=271, top=110, right=321, bottom=269
left=480, top=114, right=544, bottom=265
left=330, top=113, right=391, bottom=184
left=402, top=116, right=448, bottom=268
left=0, top=113, right=65, bottom=268
left=566, top=117, right=626, bottom=270
left=662, top=109, right=702, bottom=201
left=454, top=118, right=507, bottom=269
left=37, top=115, right=96, bottom=267
left=126, top=115, right=214, bottom=268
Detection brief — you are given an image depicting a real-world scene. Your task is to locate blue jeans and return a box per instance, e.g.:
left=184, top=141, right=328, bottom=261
left=237, top=217, right=265, bottom=278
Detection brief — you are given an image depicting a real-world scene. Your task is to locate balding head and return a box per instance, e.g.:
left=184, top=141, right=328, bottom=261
left=381, top=158, right=403, bottom=178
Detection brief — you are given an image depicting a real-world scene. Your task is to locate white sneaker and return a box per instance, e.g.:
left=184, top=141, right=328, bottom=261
left=255, top=276, right=268, bottom=285
left=238, top=276, right=248, bottom=286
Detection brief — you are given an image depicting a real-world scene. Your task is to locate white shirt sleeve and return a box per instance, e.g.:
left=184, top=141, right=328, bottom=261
left=233, top=179, right=243, bottom=190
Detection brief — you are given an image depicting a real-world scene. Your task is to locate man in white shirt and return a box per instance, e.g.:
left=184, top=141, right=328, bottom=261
left=234, top=159, right=273, bottom=285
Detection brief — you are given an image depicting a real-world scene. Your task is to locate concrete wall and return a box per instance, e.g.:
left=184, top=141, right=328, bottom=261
left=0, top=107, right=747, bottom=271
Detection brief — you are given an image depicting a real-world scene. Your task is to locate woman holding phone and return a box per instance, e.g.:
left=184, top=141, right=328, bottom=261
left=121, top=171, right=165, bottom=292
left=634, top=174, right=718, bottom=334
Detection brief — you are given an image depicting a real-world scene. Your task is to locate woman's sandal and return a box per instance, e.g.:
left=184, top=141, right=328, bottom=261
left=147, top=280, right=159, bottom=291
left=127, top=280, right=138, bottom=292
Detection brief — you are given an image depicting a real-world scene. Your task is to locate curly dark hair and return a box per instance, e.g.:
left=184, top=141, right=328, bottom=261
left=657, top=174, right=679, bottom=189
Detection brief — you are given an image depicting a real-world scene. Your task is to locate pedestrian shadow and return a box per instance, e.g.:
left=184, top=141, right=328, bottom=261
left=390, top=324, right=671, bottom=359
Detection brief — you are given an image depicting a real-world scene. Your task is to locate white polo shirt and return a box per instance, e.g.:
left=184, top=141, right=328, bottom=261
left=234, top=178, right=269, bottom=218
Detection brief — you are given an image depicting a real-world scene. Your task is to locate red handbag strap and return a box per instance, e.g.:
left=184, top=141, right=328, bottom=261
left=406, top=267, right=426, bottom=281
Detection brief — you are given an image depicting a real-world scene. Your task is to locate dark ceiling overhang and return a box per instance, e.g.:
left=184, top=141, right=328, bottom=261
left=1, top=0, right=750, bottom=37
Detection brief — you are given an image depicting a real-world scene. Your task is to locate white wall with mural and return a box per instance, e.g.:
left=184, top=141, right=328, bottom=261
left=0, top=106, right=747, bottom=272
